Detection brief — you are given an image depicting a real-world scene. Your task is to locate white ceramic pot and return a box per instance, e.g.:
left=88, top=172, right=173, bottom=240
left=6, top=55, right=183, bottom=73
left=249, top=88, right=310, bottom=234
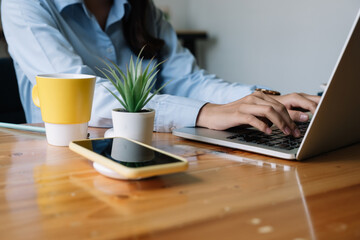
left=111, top=108, right=155, bottom=145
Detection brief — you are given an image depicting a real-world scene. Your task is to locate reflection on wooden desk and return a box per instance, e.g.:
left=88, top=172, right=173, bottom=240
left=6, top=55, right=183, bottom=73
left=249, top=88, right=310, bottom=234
left=0, top=127, right=359, bottom=239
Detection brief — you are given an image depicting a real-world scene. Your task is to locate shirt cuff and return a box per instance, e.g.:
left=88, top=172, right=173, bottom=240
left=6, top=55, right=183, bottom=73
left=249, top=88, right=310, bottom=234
left=146, top=94, right=207, bottom=132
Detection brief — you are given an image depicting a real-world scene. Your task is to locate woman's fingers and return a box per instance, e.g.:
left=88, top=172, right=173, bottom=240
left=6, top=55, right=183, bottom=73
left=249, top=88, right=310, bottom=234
left=299, top=93, right=321, bottom=104
left=243, top=92, right=299, bottom=135
left=271, top=93, right=321, bottom=123
left=273, top=93, right=320, bottom=114
left=288, top=110, right=310, bottom=122
left=236, top=113, right=273, bottom=134
left=237, top=103, right=298, bottom=136
left=197, top=101, right=300, bottom=137
left=196, top=91, right=320, bottom=137
left=196, top=103, right=274, bottom=134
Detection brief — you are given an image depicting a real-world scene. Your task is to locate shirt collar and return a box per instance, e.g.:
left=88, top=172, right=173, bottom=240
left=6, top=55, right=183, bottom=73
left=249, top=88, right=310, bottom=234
left=52, top=0, right=82, bottom=12
left=107, top=0, right=130, bottom=27
left=52, top=0, right=129, bottom=14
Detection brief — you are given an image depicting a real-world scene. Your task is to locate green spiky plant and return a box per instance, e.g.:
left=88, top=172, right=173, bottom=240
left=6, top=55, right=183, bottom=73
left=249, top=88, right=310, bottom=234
left=98, top=47, right=170, bottom=112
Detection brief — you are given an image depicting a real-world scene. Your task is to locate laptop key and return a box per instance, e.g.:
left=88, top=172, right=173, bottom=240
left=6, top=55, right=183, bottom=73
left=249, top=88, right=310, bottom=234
left=227, top=122, right=309, bottom=150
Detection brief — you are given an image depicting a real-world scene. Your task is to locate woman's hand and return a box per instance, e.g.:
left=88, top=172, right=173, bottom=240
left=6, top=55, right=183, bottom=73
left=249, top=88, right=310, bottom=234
left=271, top=93, right=320, bottom=122
left=196, top=91, right=321, bottom=137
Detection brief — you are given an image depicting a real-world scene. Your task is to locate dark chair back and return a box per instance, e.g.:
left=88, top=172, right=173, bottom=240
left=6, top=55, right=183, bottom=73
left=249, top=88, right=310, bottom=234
left=0, top=58, right=26, bottom=123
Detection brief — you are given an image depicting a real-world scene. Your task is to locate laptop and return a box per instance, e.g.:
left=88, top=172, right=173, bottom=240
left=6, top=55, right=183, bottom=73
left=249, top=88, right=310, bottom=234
left=173, top=9, right=360, bottom=160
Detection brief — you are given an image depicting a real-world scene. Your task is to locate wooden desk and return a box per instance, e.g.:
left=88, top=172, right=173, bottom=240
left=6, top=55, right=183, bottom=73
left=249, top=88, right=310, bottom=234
left=0, top=127, right=359, bottom=239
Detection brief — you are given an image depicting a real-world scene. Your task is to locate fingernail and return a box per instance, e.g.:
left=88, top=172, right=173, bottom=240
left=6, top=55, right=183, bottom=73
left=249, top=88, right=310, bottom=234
left=265, top=128, right=272, bottom=135
left=284, top=127, right=291, bottom=135
left=293, top=128, right=301, bottom=137
left=300, top=114, right=309, bottom=122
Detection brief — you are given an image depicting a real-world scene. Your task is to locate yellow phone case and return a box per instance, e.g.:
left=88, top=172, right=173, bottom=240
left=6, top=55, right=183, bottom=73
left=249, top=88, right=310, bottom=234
left=69, top=137, right=188, bottom=179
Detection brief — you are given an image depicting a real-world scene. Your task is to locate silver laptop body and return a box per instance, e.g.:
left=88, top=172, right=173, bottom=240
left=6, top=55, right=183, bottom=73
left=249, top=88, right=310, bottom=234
left=173, top=9, right=360, bottom=160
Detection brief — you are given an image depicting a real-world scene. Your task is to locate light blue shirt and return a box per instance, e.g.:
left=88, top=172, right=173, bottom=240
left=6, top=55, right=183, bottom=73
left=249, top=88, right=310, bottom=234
left=1, top=0, right=261, bottom=132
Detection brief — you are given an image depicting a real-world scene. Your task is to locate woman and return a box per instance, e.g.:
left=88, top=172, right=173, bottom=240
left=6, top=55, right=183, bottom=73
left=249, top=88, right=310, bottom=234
left=1, top=0, right=320, bottom=137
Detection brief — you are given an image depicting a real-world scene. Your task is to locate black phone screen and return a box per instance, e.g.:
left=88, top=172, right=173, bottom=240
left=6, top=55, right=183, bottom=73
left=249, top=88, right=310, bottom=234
left=74, top=138, right=183, bottom=168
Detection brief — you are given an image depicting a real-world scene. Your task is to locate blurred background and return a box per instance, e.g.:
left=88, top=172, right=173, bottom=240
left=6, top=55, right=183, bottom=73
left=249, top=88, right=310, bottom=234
left=1, top=0, right=360, bottom=94
left=154, top=0, right=360, bottom=95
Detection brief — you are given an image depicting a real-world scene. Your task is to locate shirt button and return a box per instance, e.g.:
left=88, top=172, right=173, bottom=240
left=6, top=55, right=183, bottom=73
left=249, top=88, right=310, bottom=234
left=106, top=47, right=113, bottom=53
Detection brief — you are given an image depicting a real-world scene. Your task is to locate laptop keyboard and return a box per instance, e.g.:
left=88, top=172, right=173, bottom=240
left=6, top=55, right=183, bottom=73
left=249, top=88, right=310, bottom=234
left=226, top=122, right=309, bottom=150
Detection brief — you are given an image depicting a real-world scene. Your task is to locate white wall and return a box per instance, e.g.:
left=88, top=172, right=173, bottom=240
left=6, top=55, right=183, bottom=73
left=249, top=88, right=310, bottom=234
left=154, top=0, right=190, bottom=30
left=155, top=0, right=360, bottom=94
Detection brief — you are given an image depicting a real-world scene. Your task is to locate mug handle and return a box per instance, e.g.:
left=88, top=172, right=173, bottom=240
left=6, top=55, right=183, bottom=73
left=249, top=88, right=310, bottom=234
left=32, top=84, right=40, bottom=107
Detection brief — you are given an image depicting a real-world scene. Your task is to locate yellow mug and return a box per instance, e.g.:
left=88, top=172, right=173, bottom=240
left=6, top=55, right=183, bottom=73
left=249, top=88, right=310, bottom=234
left=33, top=74, right=96, bottom=124
left=32, top=74, right=96, bottom=146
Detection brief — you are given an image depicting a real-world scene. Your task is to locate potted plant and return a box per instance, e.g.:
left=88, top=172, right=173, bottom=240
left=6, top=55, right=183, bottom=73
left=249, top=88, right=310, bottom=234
left=99, top=47, right=169, bottom=145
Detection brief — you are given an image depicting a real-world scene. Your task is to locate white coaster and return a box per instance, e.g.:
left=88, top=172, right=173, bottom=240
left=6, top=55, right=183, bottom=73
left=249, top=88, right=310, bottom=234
left=93, top=162, right=128, bottom=180
left=104, top=128, right=114, bottom=138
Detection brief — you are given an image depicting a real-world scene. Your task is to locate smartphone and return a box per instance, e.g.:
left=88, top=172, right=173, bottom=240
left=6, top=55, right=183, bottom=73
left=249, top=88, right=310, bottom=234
left=69, top=137, right=188, bottom=179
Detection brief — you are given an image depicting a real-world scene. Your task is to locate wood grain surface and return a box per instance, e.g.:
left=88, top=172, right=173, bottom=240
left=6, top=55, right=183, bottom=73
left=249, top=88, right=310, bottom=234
left=0, top=126, right=359, bottom=239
